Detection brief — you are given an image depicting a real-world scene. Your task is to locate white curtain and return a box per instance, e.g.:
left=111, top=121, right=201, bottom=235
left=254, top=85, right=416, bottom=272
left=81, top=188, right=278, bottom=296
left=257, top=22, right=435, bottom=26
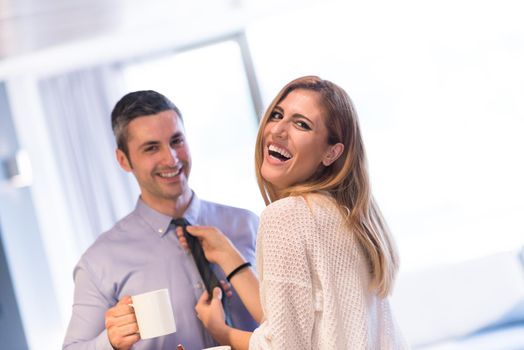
left=38, top=66, right=138, bottom=248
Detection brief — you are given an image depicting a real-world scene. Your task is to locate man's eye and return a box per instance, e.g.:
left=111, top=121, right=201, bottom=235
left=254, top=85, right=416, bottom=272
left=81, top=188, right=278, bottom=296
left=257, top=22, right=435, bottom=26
left=144, top=146, right=158, bottom=152
left=171, top=137, right=184, bottom=146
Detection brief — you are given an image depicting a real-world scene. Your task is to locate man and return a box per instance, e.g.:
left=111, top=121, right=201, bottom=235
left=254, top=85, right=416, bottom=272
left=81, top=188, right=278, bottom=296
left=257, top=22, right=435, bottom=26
left=63, top=90, right=258, bottom=349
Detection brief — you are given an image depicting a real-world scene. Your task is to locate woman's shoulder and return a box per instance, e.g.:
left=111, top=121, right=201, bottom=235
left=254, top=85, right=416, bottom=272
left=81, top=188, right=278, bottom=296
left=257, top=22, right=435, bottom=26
left=261, top=192, right=339, bottom=220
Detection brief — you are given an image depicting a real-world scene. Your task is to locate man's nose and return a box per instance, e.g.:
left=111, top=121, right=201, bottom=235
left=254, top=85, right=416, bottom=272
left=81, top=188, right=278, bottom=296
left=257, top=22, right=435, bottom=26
left=162, top=147, right=178, bottom=165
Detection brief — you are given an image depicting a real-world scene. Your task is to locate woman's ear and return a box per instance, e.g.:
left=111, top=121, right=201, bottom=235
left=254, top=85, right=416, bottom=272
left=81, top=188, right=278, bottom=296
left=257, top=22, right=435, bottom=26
left=322, top=143, right=344, bottom=166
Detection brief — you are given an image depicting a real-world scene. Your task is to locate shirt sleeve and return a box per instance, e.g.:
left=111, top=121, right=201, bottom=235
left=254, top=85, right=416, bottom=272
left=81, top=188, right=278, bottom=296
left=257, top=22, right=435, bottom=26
left=249, top=197, right=315, bottom=350
left=62, top=259, right=115, bottom=350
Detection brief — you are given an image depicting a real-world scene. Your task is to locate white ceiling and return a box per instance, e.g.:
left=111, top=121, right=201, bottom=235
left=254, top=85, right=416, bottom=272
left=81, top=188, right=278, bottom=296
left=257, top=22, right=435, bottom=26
left=0, top=0, right=317, bottom=67
left=0, top=0, right=123, bottom=59
left=0, top=0, right=325, bottom=79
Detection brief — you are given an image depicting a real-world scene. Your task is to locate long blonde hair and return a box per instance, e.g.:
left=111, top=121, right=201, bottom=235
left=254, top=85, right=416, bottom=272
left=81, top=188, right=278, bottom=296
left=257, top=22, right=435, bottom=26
left=255, top=76, right=399, bottom=297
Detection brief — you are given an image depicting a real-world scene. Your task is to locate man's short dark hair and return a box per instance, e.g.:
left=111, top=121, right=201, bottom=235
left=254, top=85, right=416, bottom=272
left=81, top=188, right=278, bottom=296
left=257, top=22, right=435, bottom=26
left=111, top=90, right=182, bottom=157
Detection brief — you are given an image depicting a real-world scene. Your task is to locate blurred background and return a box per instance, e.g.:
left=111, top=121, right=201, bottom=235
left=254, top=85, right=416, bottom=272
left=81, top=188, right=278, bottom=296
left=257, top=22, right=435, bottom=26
left=1, top=0, right=523, bottom=349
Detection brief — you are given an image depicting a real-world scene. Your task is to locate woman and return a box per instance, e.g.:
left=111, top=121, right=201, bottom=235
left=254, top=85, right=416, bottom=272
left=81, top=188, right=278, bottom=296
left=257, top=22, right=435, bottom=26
left=181, top=76, right=407, bottom=349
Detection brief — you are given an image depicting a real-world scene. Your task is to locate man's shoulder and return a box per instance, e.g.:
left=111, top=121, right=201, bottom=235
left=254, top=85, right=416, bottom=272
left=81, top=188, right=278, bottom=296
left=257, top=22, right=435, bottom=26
left=103, top=210, right=143, bottom=237
left=198, top=199, right=258, bottom=254
left=197, top=199, right=259, bottom=242
left=199, top=198, right=259, bottom=221
left=82, top=210, right=144, bottom=256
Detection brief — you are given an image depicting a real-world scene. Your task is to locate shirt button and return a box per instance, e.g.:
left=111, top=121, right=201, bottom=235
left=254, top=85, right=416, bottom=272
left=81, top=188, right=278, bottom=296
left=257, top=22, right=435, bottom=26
left=158, top=228, right=164, bottom=233
left=195, top=282, right=203, bottom=290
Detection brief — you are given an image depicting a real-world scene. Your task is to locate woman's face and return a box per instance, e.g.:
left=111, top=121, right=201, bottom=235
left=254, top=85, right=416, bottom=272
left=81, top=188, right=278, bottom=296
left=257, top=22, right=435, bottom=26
left=260, top=89, right=342, bottom=191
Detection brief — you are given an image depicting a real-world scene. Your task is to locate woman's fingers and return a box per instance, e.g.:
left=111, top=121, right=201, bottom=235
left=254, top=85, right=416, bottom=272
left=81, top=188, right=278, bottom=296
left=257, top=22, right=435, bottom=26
left=185, top=225, right=212, bottom=237
left=212, top=286, right=223, bottom=301
left=176, top=227, right=189, bottom=250
left=179, top=226, right=236, bottom=266
left=220, top=280, right=233, bottom=298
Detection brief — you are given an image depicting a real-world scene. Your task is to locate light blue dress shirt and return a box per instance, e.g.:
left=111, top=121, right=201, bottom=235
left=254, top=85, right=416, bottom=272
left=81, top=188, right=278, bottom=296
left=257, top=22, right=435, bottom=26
left=63, top=193, right=259, bottom=350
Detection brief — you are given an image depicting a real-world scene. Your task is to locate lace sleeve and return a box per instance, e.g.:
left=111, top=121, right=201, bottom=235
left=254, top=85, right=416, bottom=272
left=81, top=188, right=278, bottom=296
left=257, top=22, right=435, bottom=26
left=250, top=197, right=316, bottom=350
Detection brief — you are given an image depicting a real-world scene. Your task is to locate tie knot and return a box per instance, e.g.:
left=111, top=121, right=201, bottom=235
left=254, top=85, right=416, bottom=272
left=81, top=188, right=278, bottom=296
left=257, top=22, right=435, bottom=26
left=172, top=218, right=190, bottom=227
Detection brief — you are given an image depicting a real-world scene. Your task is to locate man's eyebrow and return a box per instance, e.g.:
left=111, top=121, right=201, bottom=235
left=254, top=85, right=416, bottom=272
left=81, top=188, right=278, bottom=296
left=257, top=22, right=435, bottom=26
left=138, top=140, right=160, bottom=150
left=170, top=132, right=184, bottom=139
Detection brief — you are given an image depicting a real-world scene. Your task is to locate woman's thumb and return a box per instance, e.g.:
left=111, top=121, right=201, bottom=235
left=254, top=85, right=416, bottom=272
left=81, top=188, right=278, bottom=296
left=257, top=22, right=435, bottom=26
left=213, top=287, right=223, bottom=301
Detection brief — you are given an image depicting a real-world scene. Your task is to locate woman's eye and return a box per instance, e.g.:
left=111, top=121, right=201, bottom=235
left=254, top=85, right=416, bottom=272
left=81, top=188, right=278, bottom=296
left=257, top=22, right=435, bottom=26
left=296, top=121, right=311, bottom=130
left=269, top=111, right=283, bottom=120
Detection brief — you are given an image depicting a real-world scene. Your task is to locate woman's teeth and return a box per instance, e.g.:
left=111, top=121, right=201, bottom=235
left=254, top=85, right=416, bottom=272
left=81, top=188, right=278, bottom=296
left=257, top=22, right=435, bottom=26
left=268, top=144, right=291, bottom=160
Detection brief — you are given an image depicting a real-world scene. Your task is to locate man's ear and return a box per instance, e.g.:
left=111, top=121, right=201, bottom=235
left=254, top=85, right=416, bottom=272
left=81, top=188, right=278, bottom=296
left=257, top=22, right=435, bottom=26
left=116, top=149, right=132, bottom=172
left=322, top=143, right=344, bottom=166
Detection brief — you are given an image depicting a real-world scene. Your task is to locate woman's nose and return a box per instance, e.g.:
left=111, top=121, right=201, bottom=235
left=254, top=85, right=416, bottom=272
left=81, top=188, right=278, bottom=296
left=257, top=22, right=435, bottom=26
left=271, top=120, right=288, bottom=139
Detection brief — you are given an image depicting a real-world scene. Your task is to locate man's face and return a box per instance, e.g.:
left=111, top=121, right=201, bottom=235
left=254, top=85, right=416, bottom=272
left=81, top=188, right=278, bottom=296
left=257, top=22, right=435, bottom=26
left=116, top=110, right=192, bottom=210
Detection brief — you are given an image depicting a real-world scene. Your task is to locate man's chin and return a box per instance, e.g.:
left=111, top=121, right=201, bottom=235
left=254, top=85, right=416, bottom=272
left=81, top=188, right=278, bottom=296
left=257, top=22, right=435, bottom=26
left=163, top=187, right=191, bottom=200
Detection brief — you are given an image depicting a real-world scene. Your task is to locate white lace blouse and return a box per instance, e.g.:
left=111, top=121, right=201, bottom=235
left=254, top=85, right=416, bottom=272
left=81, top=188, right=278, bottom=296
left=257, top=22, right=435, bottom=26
left=249, top=193, right=408, bottom=350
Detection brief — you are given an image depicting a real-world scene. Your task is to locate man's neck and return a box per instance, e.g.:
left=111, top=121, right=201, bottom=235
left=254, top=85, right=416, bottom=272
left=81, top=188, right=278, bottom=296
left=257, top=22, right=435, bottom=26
left=141, top=190, right=193, bottom=218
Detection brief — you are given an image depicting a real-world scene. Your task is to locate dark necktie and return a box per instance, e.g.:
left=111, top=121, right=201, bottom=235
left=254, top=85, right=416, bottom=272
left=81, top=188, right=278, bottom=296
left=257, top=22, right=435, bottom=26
left=172, top=218, right=232, bottom=326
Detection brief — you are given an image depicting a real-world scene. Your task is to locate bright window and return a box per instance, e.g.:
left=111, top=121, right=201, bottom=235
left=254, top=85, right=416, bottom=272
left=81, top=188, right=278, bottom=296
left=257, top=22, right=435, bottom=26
left=247, top=0, right=524, bottom=270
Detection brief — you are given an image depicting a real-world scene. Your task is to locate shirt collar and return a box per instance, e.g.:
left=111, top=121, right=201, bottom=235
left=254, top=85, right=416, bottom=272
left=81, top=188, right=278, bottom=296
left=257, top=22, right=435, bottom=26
left=135, top=191, right=202, bottom=237
left=182, top=192, right=201, bottom=225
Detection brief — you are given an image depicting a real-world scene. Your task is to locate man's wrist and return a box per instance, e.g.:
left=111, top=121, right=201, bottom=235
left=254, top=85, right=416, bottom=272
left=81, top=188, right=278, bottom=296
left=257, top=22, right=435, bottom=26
left=97, top=328, right=117, bottom=350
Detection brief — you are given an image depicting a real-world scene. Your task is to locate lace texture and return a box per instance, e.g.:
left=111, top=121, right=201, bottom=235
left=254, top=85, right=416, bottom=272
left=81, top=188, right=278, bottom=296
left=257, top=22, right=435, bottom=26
left=249, top=194, right=408, bottom=350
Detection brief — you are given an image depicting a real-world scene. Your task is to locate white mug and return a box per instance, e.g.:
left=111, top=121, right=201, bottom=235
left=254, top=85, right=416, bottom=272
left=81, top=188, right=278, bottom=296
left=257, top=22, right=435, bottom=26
left=131, top=288, right=176, bottom=339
